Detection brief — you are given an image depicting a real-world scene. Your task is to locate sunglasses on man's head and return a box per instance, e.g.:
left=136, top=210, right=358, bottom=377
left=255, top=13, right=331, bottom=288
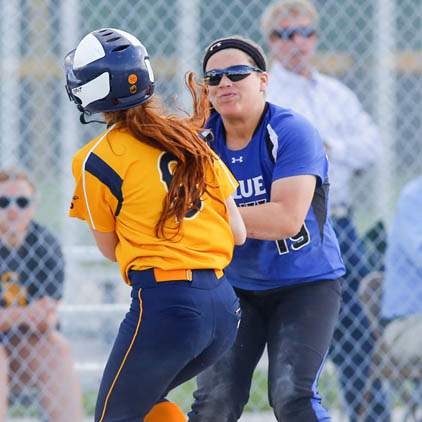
left=0, top=196, right=32, bottom=209
left=272, top=26, right=316, bottom=41
left=204, top=65, right=262, bottom=86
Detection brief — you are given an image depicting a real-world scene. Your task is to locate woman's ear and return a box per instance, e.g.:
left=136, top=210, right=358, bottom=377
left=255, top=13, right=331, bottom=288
left=259, top=71, right=269, bottom=93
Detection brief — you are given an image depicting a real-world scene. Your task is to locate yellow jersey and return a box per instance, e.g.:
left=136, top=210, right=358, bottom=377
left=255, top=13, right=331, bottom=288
left=69, top=126, right=237, bottom=284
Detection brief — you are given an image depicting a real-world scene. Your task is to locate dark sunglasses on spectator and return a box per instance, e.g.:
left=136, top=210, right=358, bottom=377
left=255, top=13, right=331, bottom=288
left=272, top=26, right=316, bottom=40
left=204, top=65, right=263, bottom=86
left=0, top=196, right=32, bottom=209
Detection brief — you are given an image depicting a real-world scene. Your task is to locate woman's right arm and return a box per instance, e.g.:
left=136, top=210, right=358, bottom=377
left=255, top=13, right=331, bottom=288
left=225, top=196, right=246, bottom=245
left=238, top=175, right=316, bottom=240
left=90, top=229, right=118, bottom=262
left=70, top=150, right=119, bottom=262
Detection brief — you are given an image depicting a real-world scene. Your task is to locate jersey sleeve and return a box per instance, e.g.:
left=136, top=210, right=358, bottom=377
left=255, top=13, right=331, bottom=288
left=212, top=155, right=238, bottom=198
left=69, top=151, right=118, bottom=232
left=270, top=113, right=327, bottom=184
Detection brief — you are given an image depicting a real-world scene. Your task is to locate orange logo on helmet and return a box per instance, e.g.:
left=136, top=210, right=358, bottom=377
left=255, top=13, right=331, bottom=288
left=128, top=74, right=138, bottom=84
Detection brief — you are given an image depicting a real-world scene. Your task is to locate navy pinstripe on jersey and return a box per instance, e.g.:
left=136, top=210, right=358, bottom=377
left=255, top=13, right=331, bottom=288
left=207, top=102, right=345, bottom=290
left=85, top=152, right=124, bottom=216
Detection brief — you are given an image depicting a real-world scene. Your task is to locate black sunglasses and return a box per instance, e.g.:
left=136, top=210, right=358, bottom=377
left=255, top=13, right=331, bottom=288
left=0, top=196, right=32, bottom=209
left=204, top=65, right=262, bottom=86
left=272, top=26, right=316, bottom=41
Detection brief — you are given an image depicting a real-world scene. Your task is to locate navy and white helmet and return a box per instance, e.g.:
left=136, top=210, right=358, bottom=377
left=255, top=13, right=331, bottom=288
left=64, top=28, right=155, bottom=114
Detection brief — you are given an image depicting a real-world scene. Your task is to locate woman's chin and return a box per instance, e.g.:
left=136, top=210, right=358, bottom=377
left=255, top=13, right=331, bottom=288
left=216, top=103, right=243, bottom=119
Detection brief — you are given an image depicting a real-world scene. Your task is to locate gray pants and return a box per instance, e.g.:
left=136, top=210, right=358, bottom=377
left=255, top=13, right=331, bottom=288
left=188, top=280, right=341, bottom=422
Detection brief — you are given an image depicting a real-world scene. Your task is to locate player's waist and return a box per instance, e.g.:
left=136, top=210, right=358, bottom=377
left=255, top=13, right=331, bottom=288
left=128, top=268, right=224, bottom=289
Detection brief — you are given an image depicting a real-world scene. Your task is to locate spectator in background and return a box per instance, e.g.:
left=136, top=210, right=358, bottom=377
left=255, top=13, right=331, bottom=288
left=0, top=169, right=83, bottom=422
left=261, top=1, right=388, bottom=421
left=381, top=176, right=422, bottom=379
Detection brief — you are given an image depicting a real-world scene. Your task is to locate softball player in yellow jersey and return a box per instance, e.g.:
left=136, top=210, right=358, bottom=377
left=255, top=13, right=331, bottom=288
left=64, top=28, right=246, bottom=422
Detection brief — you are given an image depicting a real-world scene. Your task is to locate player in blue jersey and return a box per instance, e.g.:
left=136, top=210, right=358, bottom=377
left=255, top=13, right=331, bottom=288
left=188, top=36, right=345, bottom=422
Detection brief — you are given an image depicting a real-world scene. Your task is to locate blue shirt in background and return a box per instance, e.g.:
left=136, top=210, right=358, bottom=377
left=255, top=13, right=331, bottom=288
left=382, top=176, right=422, bottom=319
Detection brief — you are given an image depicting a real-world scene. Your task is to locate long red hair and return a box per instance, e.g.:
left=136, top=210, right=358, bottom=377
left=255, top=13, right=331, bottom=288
left=104, top=72, right=214, bottom=238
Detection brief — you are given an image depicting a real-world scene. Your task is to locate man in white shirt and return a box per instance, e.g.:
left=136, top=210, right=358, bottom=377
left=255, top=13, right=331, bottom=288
left=261, top=1, right=388, bottom=421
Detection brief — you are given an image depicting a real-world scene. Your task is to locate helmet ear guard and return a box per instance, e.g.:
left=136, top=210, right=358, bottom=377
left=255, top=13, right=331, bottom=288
left=64, top=28, right=155, bottom=120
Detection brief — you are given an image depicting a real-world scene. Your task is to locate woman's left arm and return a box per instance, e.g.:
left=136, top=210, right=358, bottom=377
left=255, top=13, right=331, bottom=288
left=239, top=175, right=316, bottom=240
left=90, top=229, right=118, bottom=261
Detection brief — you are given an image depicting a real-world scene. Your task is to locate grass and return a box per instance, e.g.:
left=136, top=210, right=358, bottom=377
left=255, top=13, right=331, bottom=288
left=79, top=367, right=342, bottom=416
left=9, top=367, right=417, bottom=418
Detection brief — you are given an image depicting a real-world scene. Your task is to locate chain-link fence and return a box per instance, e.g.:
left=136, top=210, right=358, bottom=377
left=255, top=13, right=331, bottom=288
left=0, top=0, right=421, bottom=421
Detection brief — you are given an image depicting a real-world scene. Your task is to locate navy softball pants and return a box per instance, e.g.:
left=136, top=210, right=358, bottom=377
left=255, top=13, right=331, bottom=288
left=95, top=269, right=240, bottom=422
left=189, top=279, right=341, bottom=422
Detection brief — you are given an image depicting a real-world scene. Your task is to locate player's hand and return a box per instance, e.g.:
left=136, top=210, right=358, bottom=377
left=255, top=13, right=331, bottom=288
left=22, top=297, right=59, bottom=333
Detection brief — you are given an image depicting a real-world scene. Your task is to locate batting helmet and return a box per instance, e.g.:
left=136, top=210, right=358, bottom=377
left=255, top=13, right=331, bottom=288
left=64, top=28, right=155, bottom=114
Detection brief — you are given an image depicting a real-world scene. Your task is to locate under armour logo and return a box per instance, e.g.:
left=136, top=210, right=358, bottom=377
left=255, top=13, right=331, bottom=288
left=231, top=156, right=243, bottom=163
left=209, top=42, right=222, bottom=51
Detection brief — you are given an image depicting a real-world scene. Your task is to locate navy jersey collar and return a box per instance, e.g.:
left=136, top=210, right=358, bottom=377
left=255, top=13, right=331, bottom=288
left=210, top=102, right=270, bottom=149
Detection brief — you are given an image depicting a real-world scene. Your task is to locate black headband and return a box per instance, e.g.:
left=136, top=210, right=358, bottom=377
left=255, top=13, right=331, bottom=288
left=202, top=38, right=267, bottom=72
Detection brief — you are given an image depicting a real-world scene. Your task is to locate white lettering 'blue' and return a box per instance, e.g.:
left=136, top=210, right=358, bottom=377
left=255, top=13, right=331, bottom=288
left=233, top=176, right=267, bottom=199
left=253, top=175, right=266, bottom=195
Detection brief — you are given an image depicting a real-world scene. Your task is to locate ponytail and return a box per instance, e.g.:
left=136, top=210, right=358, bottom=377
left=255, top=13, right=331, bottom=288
left=104, top=73, right=216, bottom=238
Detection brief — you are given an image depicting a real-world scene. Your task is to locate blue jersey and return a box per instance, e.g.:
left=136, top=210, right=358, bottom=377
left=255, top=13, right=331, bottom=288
left=208, top=103, right=345, bottom=290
